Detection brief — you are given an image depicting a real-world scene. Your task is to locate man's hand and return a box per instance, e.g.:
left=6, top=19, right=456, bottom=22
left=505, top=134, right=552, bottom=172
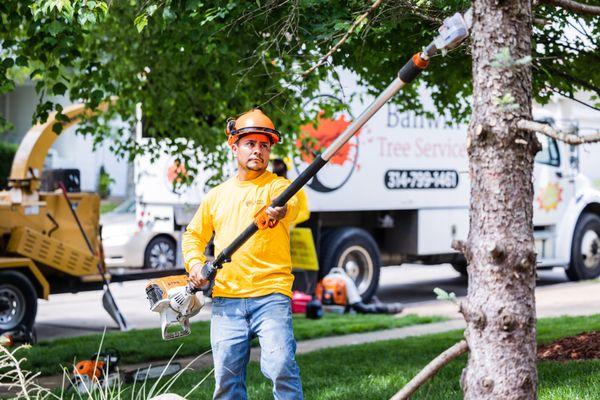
left=189, top=263, right=209, bottom=289
left=265, top=205, right=287, bottom=221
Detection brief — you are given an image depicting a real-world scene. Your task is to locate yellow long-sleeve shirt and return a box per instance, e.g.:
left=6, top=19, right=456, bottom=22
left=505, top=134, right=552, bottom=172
left=182, top=171, right=299, bottom=298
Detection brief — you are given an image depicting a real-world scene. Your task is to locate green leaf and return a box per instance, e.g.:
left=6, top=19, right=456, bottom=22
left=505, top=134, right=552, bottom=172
left=15, top=55, right=28, bottom=67
left=134, top=14, right=148, bottom=33
left=91, top=89, right=104, bottom=102
left=47, top=20, right=64, bottom=36
left=162, top=6, right=176, bottom=22
left=514, top=55, right=532, bottom=66
left=97, top=2, right=109, bottom=15
left=52, top=82, right=68, bottom=95
left=52, top=122, right=63, bottom=134
left=433, top=287, right=457, bottom=303
left=2, top=58, right=14, bottom=68
left=146, top=5, right=158, bottom=16
left=55, top=112, right=70, bottom=122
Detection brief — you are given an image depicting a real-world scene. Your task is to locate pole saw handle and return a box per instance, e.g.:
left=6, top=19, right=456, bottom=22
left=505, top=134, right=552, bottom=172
left=189, top=260, right=225, bottom=296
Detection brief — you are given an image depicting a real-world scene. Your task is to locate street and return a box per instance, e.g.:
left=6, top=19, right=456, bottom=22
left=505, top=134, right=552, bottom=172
left=34, top=264, right=585, bottom=341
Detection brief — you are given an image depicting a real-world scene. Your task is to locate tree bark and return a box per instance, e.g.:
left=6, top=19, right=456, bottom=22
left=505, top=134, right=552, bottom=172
left=462, top=1, right=538, bottom=399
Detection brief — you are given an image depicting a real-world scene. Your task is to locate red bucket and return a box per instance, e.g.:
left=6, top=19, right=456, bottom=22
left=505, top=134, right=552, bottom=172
left=291, top=291, right=312, bottom=314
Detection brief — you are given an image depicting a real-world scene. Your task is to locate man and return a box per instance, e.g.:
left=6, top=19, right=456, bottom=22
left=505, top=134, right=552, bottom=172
left=182, top=109, right=304, bottom=400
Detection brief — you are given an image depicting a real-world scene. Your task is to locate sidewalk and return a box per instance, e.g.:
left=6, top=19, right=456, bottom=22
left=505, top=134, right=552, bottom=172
left=402, top=279, right=600, bottom=319
left=35, top=279, right=600, bottom=390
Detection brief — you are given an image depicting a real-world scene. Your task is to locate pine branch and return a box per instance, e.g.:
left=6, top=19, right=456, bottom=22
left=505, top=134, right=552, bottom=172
left=518, top=119, right=600, bottom=144
left=302, top=0, right=384, bottom=77
left=389, top=340, right=469, bottom=400
left=542, top=0, right=600, bottom=15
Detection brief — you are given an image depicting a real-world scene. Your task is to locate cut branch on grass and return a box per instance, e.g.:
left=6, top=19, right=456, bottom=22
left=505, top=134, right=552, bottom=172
left=302, top=0, right=384, bottom=76
left=542, top=0, right=600, bottom=15
left=518, top=119, right=600, bottom=144
left=389, top=340, right=469, bottom=400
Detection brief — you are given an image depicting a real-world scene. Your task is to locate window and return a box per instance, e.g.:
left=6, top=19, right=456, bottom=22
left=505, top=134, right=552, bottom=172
left=534, top=133, right=560, bottom=167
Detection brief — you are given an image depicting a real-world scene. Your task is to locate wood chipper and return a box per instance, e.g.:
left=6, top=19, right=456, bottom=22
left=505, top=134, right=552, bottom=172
left=0, top=103, right=130, bottom=335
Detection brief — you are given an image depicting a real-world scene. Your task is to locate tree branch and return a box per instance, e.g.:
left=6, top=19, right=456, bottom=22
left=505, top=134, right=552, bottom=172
left=302, top=0, right=384, bottom=76
left=534, top=63, right=600, bottom=97
left=390, top=340, right=469, bottom=400
left=518, top=119, right=600, bottom=144
left=542, top=0, right=600, bottom=15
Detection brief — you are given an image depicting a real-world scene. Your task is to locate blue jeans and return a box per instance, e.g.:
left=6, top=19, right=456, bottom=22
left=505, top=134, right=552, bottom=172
left=210, top=293, right=303, bottom=400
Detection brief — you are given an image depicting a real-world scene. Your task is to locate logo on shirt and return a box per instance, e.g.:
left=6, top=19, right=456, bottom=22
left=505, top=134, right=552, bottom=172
left=245, top=199, right=265, bottom=208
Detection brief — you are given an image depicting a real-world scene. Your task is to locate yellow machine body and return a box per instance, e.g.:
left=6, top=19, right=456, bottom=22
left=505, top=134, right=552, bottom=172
left=0, top=103, right=108, bottom=295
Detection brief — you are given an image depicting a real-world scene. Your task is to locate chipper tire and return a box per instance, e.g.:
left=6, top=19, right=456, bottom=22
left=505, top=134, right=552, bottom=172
left=0, top=270, right=37, bottom=334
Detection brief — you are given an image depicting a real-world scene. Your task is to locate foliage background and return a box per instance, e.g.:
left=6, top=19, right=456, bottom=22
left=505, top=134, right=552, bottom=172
left=0, top=0, right=598, bottom=182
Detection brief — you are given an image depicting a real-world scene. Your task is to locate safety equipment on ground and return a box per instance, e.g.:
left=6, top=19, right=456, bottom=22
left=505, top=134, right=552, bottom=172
left=71, top=349, right=120, bottom=393
left=0, top=325, right=36, bottom=347
left=146, top=275, right=205, bottom=340
left=226, top=109, right=281, bottom=146
left=316, top=268, right=403, bottom=315
left=71, top=348, right=182, bottom=393
left=305, top=296, right=324, bottom=320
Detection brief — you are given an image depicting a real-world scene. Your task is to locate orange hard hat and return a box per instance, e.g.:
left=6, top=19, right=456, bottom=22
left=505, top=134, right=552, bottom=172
left=226, top=109, right=281, bottom=146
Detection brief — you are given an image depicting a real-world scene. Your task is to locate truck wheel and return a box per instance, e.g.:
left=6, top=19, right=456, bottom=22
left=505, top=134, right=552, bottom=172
left=0, top=270, right=37, bottom=333
left=566, top=213, right=600, bottom=281
left=319, top=228, right=381, bottom=302
left=144, top=236, right=176, bottom=270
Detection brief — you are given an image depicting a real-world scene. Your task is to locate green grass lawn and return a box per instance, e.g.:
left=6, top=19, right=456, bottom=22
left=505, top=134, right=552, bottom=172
left=140, top=314, right=600, bottom=400
left=25, top=313, right=444, bottom=376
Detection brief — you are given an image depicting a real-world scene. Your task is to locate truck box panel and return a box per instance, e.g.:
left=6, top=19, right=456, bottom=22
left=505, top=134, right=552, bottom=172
left=7, top=227, right=98, bottom=276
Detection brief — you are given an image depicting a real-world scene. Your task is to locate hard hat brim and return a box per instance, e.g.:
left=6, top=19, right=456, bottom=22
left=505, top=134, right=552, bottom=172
left=227, top=127, right=281, bottom=146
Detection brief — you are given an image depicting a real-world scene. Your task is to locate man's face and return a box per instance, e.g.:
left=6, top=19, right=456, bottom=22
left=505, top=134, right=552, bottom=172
left=232, top=134, right=272, bottom=172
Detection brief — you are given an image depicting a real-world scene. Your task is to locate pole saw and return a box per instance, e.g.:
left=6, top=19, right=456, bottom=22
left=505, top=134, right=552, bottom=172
left=146, top=9, right=472, bottom=340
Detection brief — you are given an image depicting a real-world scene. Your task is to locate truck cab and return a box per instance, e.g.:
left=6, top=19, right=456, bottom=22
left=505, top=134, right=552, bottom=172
left=533, top=130, right=600, bottom=280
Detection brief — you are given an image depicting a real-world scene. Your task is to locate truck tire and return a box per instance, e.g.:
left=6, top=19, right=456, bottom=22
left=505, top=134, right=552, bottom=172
left=319, top=228, right=381, bottom=302
left=566, top=213, right=600, bottom=281
left=0, top=270, right=37, bottom=333
left=144, top=236, right=176, bottom=270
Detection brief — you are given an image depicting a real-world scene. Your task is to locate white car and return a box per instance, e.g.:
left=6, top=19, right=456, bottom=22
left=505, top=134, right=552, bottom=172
left=101, top=199, right=178, bottom=270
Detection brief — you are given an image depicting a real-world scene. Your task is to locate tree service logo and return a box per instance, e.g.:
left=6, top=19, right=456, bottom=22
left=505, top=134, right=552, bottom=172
left=294, top=95, right=359, bottom=193
left=537, top=182, right=563, bottom=212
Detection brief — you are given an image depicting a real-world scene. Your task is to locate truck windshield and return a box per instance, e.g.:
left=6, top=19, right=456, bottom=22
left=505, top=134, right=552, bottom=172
left=534, top=133, right=560, bottom=167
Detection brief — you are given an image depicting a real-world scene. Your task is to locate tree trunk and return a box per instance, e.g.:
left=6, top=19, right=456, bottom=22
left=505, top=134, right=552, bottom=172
left=462, top=1, right=539, bottom=399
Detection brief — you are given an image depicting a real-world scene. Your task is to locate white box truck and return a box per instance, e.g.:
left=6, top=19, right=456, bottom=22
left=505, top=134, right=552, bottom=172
left=288, top=87, right=600, bottom=300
